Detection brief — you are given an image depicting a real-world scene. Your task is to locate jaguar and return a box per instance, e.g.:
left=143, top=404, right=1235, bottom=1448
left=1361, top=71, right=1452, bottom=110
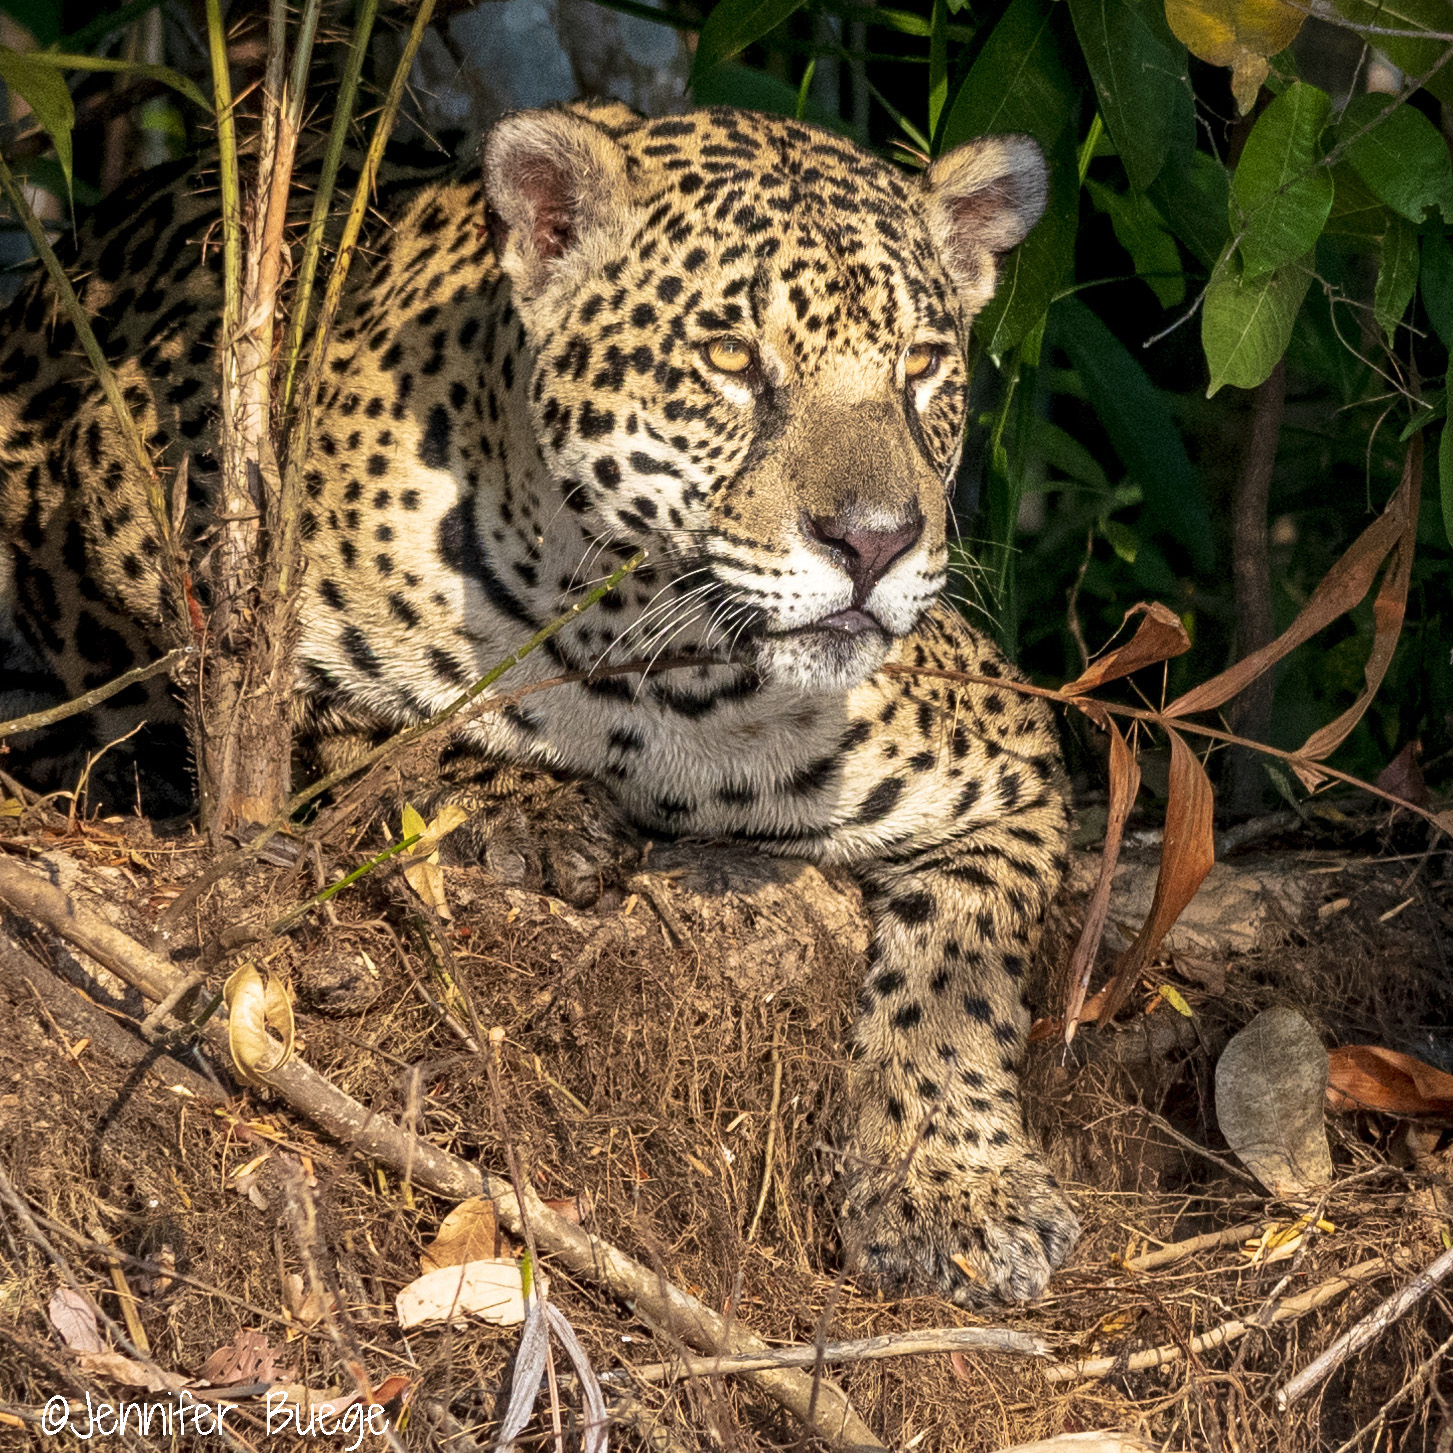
left=0, top=99, right=1078, bottom=1303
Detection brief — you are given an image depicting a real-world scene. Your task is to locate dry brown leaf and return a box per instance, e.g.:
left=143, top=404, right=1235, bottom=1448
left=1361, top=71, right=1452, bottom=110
left=49, top=1287, right=103, bottom=1353
left=1061, top=603, right=1190, bottom=697
left=198, top=1327, right=288, bottom=1386
left=1215, top=1008, right=1333, bottom=1194
left=1375, top=742, right=1430, bottom=808
left=395, top=1258, right=543, bottom=1329
left=1167, top=440, right=1419, bottom=724
left=1164, top=0, right=1306, bottom=112
left=1062, top=719, right=1140, bottom=1043
left=1327, top=1045, right=1453, bottom=1116
left=223, top=964, right=295, bottom=1079
left=1099, top=728, right=1215, bottom=1023
left=420, top=1197, right=501, bottom=1272
left=1292, top=442, right=1420, bottom=788
left=72, top=1350, right=187, bottom=1393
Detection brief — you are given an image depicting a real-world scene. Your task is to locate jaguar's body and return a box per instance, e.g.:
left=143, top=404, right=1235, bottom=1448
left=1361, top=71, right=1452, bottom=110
left=0, top=101, right=1078, bottom=1302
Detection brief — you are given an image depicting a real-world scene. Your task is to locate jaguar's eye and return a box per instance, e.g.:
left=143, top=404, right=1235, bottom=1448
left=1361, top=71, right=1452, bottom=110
left=704, top=337, right=755, bottom=375
left=903, top=343, right=942, bottom=381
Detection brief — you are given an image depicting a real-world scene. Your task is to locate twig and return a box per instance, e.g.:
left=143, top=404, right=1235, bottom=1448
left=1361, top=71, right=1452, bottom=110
left=745, top=1025, right=783, bottom=1244
left=1119, top=1222, right=1263, bottom=1272
left=880, top=663, right=1451, bottom=840
left=0, top=650, right=192, bottom=740
left=1044, top=1257, right=1389, bottom=1384
left=1276, top=1244, right=1453, bottom=1409
left=0, top=858, right=887, bottom=1453
left=599, top=1324, right=1050, bottom=1383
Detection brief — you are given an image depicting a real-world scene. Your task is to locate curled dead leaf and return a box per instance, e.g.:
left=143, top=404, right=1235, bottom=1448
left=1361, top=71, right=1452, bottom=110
left=223, top=964, right=295, bottom=1079
left=1061, top=602, right=1190, bottom=697
left=1327, top=1044, right=1453, bottom=1116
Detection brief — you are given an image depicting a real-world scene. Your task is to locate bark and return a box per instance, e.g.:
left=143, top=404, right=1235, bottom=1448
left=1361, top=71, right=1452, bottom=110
left=1226, top=356, right=1286, bottom=815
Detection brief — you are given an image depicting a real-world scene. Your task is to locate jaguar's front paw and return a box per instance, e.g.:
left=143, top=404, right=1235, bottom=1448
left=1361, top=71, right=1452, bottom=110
left=839, top=1146, right=1079, bottom=1305
left=416, top=777, right=640, bottom=908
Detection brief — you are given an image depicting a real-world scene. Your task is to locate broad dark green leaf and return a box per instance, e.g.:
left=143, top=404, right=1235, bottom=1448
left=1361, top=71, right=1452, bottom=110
left=1323, top=161, right=1390, bottom=242
left=1087, top=178, right=1186, bottom=306
left=1059, top=295, right=1214, bottom=568
left=0, top=0, right=59, bottom=43
left=940, top=0, right=1079, bottom=353
left=692, top=63, right=847, bottom=131
left=1338, top=93, right=1453, bottom=226
left=691, top=0, right=807, bottom=83
left=0, top=46, right=73, bottom=194
left=1329, top=0, right=1453, bottom=107
left=976, top=130, right=1079, bottom=355
left=1373, top=213, right=1419, bottom=345
left=1149, top=148, right=1229, bottom=268
left=1203, top=248, right=1313, bottom=394
left=1422, top=226, right=1453, bottom=349
left=1442, top=363, right=1453, bottom=550
left=1230, top=82, right=1333, bottom=280
left=1066, top=0, right=1184, bottom=190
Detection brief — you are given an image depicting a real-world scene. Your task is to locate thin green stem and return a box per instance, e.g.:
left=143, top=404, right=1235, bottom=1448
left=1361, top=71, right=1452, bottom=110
left=269, top=832, right=422, bottom=933
left=203, top=0, right=240, bottom=341
left=280, top=0, right=379, bottom=414
left=276, top=0, right=435, bottom=599
left=285, top=0, right=323, bottom=134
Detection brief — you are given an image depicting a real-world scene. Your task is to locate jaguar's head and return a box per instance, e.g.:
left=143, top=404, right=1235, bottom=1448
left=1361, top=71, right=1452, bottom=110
left=486, top=103, right=1046, bottom=692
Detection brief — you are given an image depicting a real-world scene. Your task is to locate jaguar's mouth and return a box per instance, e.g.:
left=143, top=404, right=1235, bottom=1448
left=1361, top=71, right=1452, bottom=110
left=767, top=607, right=888, bottom=639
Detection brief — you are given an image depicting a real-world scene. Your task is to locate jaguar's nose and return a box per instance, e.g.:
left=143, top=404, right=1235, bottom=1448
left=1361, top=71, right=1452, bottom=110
left=803, top=508, right=924, bottom=601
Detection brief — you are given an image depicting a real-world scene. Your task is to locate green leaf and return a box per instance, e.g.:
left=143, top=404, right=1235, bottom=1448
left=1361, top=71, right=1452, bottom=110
left=940, top=0, right=1079, bottom=353
left=1441, top=366, right=1453, bottom=550
left=1338, top=93, right=1453, bottom=226
left=0, top=0, right=60, bottom=43
left=1373, top=213, right=1419, bottom=345
left=1065, top=0, right=1185, bottom=191
left=1058, top=295, right=1214, bottom=568
left=1102, top=519, right=1140, bottom=562
left=1034, top=417, right=1111, bottom=491
left=1328, top=0, right=1453, bottom=107
left=1422, top=226, right=1453, bottom=349
left=928, top=0, right=948, bottom=139
left=1149, top=148, right=1230, bottom=269
left=692, top=62, right=846, bottom=131
left=1230, top=82, right=1334, bottom=280
left=691, top=0, right=807, bottom=83
left=0, top=46, right=73, bottom=194
left=1203, top=247, right=1313, bottom=394
left=1323, top=161, right=1390, bottom=241
left=18, top=51, right=209, bottom=112
left=1087, top=178, right=1186, bottom=306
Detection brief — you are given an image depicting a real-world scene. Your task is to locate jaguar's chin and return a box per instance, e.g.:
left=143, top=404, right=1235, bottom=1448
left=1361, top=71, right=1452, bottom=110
left=754, top=617, right=893, bottom=694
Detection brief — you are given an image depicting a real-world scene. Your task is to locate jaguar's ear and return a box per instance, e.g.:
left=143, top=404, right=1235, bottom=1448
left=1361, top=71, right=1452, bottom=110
left=484, top=109, right=633, bottom=298
left=923, top=136, right=1048, bottom=320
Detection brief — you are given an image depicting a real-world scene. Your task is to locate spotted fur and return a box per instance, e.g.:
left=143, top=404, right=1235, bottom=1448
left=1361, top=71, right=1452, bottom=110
left=0, top=101, right=1077, bottom=1301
